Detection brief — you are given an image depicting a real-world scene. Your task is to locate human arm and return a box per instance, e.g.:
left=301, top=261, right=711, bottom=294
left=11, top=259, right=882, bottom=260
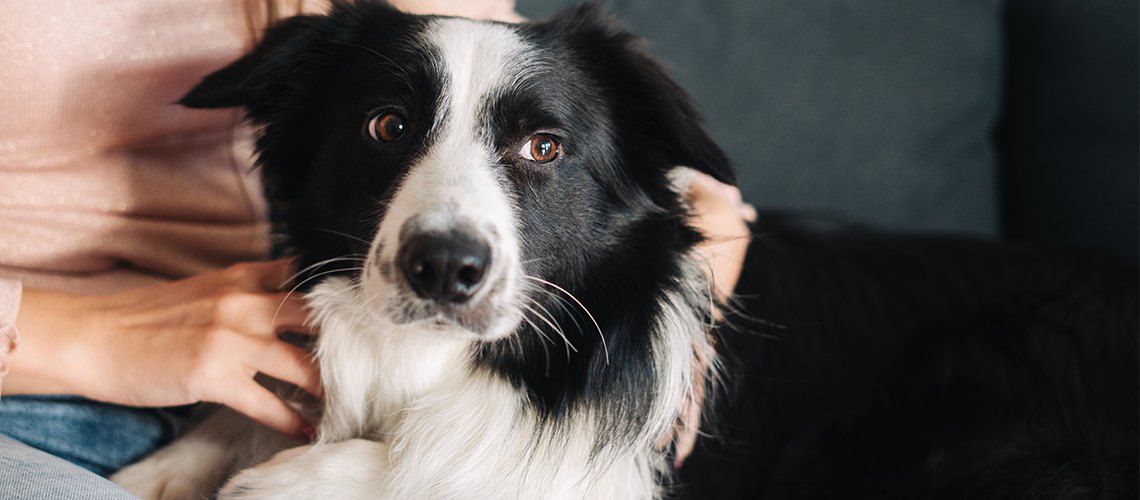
left=3, top=260, right=319, bottom=439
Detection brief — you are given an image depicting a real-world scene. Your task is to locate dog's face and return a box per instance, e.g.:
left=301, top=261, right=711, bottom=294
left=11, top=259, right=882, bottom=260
left=182, top=3, right=733, bottom=343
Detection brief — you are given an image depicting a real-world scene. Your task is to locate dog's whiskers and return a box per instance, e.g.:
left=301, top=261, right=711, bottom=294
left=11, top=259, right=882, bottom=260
left=526, top=285, right=587, bottom=344
left=273, top=265, right=365, bottom=333
left=521, top=300, right=575, bottom=356
left=524, top=275, right=609, bottom=365
left=516, top=299, right=556, bottom=346
left=315, top=228, right=375, bottom=247
left=515, top=309, right=553, bottom=375
left=282, top=255, right=369, bottom=289
left=524, top=296, right=579, bottom=362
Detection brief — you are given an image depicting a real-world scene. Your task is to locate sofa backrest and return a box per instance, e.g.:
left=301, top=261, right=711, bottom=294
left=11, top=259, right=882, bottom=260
left=522, top=0, right=1003, bottom=236
left=520, top=0, right=1138, bottom=259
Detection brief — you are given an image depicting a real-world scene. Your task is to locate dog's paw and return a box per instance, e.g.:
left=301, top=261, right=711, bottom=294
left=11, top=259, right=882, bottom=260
left=112, top=458, right=215, bottom=500
left=217, top=445, right=313, bottom=500
left=111, top=436, right=238, bottom=500
left=217, top=465, right=300, bottom=500
left=218, top=441, right=390, bottom=499
left=216, top=468, right=270, bottom=500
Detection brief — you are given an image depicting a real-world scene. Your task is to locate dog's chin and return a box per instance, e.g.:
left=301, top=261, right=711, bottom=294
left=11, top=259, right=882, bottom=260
left=392, top=316, right=491, bottom=341
left=369, top=287, right=521, bottom=342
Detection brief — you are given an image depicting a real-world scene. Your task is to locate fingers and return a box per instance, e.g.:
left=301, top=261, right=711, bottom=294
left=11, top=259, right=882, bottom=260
left=267, top=294, right=314, bottom=335
left=686, top=172, right=755, bottom=233
left=258, top=258, right=300, bottom=291
left=740, top=203, right=758, bottom=223
left=694, top=236, right=750, bottom=306
left=225, top=378, right=309, bottom=440
left=685, top=172, right=752, bottom=304
left=686, top=170, right=743, bottom=206
left=222, top=259, right=298, bottom=292
left=202, top=330, right=318, bottom=440
left=212, top=260, right=320, bottom=337
left=248, top=259, right=299, bottom=291
left=213, top=289, right=313, bottom=337
left=673, top=355, right=707, bottom=469
left=257, top=340, right=322, bottom=398
left=221, top=328, right=320, bottom=397
left=0, top=325, right=16, bottom=379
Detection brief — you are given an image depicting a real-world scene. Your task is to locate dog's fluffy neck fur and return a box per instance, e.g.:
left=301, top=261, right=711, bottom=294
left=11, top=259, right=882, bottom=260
left=307, top=258, right=713, bottom=498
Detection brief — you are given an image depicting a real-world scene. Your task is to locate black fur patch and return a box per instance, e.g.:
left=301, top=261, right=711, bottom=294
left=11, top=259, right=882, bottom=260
left=181, top=2, right=443, bottom=277
left=679, top=212, right=1139, bottom=499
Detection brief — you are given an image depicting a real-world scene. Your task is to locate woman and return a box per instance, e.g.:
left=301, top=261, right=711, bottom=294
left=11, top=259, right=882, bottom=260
left=0, top=0, right=752, bottom=489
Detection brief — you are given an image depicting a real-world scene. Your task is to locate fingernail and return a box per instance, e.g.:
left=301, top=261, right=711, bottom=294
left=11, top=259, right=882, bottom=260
left=673, top=458, right=684, bottom=471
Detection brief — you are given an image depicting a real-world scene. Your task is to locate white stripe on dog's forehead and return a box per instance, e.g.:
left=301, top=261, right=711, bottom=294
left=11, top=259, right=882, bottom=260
left=379, top=17, right=530, bottom=234
left=358, top=19, right=531, bottom=341
left=425, top=18, right=533, bottom=137
left=370, top=18, right=527, bottom=266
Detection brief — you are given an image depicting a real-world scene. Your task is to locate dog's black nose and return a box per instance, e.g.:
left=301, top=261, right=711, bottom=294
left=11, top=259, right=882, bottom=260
left=398, top=232, right=491, bottom=304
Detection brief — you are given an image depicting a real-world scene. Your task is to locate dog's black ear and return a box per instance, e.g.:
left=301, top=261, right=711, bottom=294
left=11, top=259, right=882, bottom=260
left=178, top=14, right=343, bottom=205
left=548, top=4, right=736, bottom=186
left=179, top=15, right=329, bottom=119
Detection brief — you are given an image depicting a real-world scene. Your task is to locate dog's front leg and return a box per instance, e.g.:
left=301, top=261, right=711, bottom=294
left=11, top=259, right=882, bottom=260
left=112, top=408, right=290, bottom=500
left=218, top=438, right=391, bottom=500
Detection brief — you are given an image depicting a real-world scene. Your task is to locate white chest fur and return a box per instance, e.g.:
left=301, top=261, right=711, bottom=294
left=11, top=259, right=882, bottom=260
left=308, top=277, right=470, bottom=440
left=304, top=277, right=667, bottom=498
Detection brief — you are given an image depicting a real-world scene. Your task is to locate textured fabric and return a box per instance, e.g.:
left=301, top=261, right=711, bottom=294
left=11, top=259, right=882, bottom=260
left=0, top=435, right=136, bottom=499
left=520, top=0, right=1002, bottom=236
left=0, top=0, right=272, bottom=296
left=0, top=395, right=176, bottom=477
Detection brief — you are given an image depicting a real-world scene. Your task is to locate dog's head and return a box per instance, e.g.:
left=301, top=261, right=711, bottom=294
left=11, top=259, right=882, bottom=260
left=182, top=2, right=733, bottom=347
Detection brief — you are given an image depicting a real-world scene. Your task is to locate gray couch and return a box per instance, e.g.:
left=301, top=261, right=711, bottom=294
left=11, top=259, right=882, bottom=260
left=520, top=0, right=1138, bottom=260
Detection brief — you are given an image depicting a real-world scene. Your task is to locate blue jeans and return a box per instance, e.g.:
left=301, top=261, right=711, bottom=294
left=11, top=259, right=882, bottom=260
left=0, top=395, right=178, bottom=476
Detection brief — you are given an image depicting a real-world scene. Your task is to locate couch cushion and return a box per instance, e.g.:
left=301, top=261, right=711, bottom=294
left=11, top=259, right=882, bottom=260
left=520, top=0, right=1001, bottom=235
left=999, top=0, right=1138, bottom=260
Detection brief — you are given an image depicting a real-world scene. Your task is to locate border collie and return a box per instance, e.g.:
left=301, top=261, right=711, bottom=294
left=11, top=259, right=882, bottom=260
left=113, top=2, right=1138, bottom=499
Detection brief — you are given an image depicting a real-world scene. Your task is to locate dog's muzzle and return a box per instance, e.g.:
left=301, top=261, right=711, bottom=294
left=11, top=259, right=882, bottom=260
left=397, top=229, right=492, bottom=305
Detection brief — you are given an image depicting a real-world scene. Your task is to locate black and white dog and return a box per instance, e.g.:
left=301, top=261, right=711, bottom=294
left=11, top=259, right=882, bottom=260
left=113, top=2, right=1138, bottom=498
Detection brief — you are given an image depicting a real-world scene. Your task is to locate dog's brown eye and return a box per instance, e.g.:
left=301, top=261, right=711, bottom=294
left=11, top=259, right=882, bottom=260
left=518, top=134, right=560, bottom=163
left=369, top=112, right=406, bottom=142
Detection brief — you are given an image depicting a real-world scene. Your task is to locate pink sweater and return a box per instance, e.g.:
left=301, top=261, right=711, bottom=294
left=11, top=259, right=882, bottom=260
left=0, top=1, right=274, bottom=381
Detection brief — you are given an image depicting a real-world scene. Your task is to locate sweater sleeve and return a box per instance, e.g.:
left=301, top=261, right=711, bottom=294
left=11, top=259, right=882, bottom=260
left=0, top=278, right=22, bottom=394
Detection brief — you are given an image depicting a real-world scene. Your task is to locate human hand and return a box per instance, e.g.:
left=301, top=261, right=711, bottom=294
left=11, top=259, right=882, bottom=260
left=8, top=260, right=318, bottom=439
left=387, top=0, right=525, bottom=22
left=0, top=279, right=19, bottom=394
left=0, top=324, right=14, bottom=394
left=686, top=171, right=755, bottom=304
left=671, top=171, right=755, bottom=466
